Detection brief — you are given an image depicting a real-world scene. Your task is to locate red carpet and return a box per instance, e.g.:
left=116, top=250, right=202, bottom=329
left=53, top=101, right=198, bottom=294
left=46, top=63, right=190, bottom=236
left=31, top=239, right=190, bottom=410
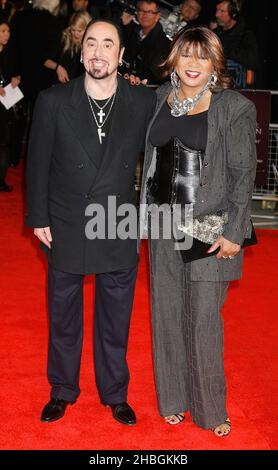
left=0, top=163, right=277, bottom=450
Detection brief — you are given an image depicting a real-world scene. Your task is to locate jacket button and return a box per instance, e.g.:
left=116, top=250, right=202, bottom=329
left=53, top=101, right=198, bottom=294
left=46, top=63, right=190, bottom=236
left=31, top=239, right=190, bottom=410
left=124, top=162, right=129, bottom=168
left=203, top=162, right=209, bottom=167
left=85, top=193, right=93, bottom=200
left=116, top=193, right=121, bottom=198
left=77, top=163, right=84, bottom=169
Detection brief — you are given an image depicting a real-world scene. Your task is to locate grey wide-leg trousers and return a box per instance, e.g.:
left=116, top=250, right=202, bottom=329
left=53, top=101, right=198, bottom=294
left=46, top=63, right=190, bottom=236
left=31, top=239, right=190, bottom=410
left=149, top=235, right=229, bottom=429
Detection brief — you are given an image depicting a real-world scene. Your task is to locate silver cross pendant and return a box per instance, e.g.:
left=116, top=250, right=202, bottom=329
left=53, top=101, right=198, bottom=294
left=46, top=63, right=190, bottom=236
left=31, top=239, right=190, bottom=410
left=98, top=128, right=105, bottom=144
left=97, top=109, right=105, bottom=124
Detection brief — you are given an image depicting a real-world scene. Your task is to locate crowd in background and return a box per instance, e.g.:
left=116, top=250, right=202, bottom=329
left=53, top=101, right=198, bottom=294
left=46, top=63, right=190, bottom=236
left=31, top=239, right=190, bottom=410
left=0, top=0, right=275, bottom=191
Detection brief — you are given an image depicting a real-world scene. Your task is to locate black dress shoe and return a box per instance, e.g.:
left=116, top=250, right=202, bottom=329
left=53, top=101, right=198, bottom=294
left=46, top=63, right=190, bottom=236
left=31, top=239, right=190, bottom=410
left=108, top=402, right=136, bottom=426
left=41, top=398, right=70, bottom=423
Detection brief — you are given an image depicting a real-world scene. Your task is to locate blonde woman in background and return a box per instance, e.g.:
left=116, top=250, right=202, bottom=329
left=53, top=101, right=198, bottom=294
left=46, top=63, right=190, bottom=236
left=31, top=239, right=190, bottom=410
left=45, top=10, right=91, bottom=83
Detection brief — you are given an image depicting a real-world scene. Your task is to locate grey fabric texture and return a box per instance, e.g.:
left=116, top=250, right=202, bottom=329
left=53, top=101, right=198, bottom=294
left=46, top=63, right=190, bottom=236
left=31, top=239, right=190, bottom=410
left=149, top=232, right=229, bottom=429
left=142, top=83, right=257, bottom=429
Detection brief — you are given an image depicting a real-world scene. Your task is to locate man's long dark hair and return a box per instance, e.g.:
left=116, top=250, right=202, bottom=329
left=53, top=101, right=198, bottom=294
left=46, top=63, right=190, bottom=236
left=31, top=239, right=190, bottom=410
left=81, top=19, right=124, bottom=49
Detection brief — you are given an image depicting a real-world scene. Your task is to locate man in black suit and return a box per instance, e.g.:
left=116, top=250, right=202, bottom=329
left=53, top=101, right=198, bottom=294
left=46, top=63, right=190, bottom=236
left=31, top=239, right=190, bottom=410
left=121, top=0, right=170, bottom=85
left=25, top=19, right=156, bottom=426
left=214, top=0, right=258, bottom=87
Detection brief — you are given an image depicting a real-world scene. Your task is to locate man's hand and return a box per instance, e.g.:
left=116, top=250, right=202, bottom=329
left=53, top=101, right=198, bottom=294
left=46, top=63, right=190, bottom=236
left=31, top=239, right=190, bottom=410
left=34, top=227, right=52, bottom=248
left=207, top=235, right=240, bottom=260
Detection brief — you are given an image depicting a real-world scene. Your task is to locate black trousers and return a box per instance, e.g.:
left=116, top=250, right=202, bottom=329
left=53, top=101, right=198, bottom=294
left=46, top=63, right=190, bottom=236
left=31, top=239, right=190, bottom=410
left=47, top=263, right=138, bottom=404
left=0, top=112, right=12, bottom=186
left=0, top=144, right=9, bottom=187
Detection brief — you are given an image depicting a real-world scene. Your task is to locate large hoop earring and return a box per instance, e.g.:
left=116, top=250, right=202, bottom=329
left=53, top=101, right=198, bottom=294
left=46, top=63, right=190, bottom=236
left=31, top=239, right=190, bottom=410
left=171, top=70, right=179, bottom=89
left=211, top=71, right=217, bottom=86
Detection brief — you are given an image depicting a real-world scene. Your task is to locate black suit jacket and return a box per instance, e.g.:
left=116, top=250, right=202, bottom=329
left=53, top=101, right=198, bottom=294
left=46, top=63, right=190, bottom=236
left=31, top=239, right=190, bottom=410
left=25, top=75, right=156, bottom=274
left=122, top=22, right=171, bottom=85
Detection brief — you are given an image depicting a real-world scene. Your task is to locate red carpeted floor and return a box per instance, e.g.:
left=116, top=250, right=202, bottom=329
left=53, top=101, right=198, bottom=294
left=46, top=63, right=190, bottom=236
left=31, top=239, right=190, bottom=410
left=0, top=163, right=277, bottom=450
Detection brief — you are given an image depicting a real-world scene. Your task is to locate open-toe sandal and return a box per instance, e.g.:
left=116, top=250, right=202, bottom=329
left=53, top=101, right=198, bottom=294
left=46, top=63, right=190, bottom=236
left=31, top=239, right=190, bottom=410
left=164, top=413, right=185, bottom=425
left=212, top=418, right=231, bottom=437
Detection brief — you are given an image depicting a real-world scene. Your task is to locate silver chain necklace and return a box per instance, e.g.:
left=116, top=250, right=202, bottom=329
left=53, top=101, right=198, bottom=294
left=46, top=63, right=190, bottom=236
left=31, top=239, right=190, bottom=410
left=87, top=92, right=116, bottom=144
left=170, top=74, right=214, bottom=117
left=90, top=94, right=114, bottom=124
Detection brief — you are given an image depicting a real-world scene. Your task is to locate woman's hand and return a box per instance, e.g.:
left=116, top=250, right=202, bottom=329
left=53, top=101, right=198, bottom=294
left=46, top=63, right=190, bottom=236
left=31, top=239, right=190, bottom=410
left=207, top=235, right=241, bottom=260
left=123, top=73, right=148, bottom=86
left=56, top=65, right=69, bottom=83
left=11, top=76, right=21, bottom=88
left=0, top=86, right=5, bottom=97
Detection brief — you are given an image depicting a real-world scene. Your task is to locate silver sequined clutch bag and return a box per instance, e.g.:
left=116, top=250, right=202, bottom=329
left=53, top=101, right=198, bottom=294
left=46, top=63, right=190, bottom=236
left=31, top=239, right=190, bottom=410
left=178, top=211, right=229, bottom=244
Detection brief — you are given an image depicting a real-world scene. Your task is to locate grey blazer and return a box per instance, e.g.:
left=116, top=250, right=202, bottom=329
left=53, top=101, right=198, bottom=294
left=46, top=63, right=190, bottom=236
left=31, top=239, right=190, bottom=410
left=139, top=83, right=257, bottom=281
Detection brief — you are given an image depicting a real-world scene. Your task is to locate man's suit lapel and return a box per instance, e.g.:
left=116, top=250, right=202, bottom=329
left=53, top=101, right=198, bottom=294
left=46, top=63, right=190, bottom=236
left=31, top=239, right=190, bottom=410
left=62, top=75, right=136, bottom=182
left=63, top=75, right=100, bottom=169
left=92, top=75, right=136, bottom=185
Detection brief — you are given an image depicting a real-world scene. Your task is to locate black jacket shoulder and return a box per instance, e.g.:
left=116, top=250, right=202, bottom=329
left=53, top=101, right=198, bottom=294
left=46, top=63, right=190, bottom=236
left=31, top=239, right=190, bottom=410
left=122, top=77, right=156, bottom=100
left=39, top=76, right=79, bottom=100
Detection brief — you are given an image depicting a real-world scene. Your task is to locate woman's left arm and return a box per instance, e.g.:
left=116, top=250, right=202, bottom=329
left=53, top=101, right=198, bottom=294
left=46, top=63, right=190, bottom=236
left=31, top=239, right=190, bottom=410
left=222, top=99, right=257, bottom=245
left=208, top=99, right=257, bottom=259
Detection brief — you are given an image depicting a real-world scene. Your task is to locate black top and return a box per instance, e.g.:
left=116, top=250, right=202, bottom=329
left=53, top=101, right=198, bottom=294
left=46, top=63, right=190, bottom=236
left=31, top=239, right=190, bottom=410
left=0, top=42, right=18, bottom=131
left=215, top=17, right=258, bottom=70
left=87, top=94, right=116, bottom=167
left=0, top=42, right=17, bottom=86
left=56, top=49, right=84, bottom=82
left=10, top=8, right=61, bottom=99
left=48, top=35, right=85, bottom=84
left=149, top=100, right=208, bottom=151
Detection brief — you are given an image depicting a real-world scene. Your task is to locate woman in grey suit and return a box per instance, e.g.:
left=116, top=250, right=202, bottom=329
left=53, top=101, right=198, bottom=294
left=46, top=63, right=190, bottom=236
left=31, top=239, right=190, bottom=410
left=139, top=26, right=257, bottom=436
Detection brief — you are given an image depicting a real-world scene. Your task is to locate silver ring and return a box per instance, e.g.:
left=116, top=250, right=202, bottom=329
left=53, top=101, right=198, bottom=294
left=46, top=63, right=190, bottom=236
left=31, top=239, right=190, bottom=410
left=222, top=256, right=228, bottom=259
left=228, top=256, right=235, bottom=259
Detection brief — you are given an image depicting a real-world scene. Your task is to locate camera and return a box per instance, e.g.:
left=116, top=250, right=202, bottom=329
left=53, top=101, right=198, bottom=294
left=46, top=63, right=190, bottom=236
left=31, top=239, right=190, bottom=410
left=116, top=0, right=136, bottom=15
